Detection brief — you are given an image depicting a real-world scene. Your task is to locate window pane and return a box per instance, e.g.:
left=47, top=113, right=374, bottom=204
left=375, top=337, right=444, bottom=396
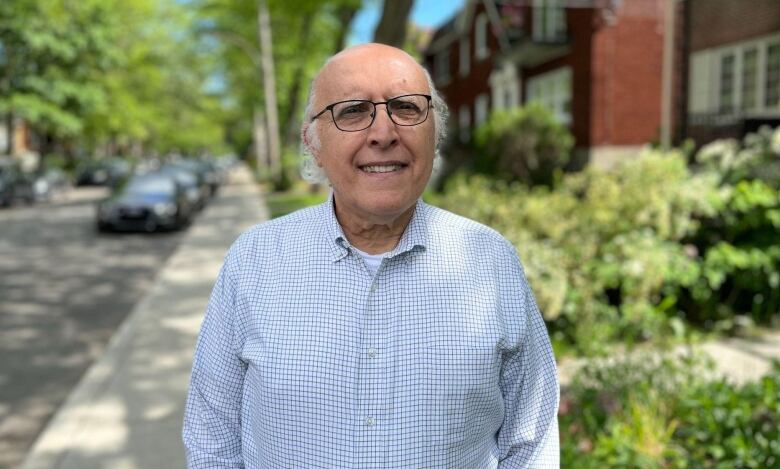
left=742, top=48, right=758, bottom=111
left=766, top=42, right=780, bottom=108
left=719, top=53, right=735, bottom=113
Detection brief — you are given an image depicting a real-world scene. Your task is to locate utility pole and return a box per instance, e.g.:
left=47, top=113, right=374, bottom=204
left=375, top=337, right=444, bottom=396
left=256, top=0, right=281, bottom=184
left=660, top=0, right=676, bottom=150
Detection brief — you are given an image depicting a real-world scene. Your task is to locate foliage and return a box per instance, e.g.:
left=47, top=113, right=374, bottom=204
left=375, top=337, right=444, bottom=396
left=436, top=149, right=719, bottom=354
left=561, top=355, right=780, bottom=468
left=472, top=104, right=574, bottom=187
left=0, top=0, right=229, bottom=160
left=684, top=126, right=780, bottom=327
left=265, top=189, right=327, bottom=218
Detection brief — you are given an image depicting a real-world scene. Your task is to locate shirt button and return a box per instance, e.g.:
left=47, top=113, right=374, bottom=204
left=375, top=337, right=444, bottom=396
left=370, top=282, right=377, bottom=292
left=365, top=417, right=376, bottom=426
left=368, top=348, right=377, bottom=358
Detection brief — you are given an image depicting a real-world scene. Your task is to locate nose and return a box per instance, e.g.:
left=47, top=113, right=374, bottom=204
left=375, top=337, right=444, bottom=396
left=367, top=103, right=399, bottom=150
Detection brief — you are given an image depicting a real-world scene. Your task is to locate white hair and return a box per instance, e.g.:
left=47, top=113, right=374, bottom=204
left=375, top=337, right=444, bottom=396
left=300, top=66, right=449, bottom=184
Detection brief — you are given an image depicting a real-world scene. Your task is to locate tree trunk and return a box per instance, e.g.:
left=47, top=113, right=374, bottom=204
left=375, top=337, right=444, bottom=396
left=373, top=0, right=414, bottom=48
left=4, top=111, right=14, bottom=155
left=283, top=12, right=314, bottom=147
left=334, top=4, right=360, bottom=53
left=256, top=0, right=282, bottom=184
left=253, top=106, right=268, bottom=173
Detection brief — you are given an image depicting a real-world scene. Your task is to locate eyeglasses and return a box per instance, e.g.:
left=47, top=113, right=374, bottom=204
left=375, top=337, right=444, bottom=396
left=310, top=94, right=432, bottom=132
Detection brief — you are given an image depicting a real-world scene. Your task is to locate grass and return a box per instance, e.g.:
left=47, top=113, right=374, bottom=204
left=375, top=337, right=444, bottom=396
left=265, top=189, right=328, bottom=219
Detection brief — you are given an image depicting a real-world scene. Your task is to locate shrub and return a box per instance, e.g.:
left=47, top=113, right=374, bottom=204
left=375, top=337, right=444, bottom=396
left=561, top=356, right=780, bottom=468
left=684, top=126, right=780, bottom=327
left=472, top=104, right=574, bottom=187
left=437, top=149, right=719, bottom=354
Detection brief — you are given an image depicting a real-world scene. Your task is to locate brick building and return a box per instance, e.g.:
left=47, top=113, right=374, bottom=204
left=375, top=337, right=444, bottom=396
left=424, top=0, right=671, bottom=167
left=683, top=0, right=780, bottom=143
left=424, top=0, right=780, bottom=167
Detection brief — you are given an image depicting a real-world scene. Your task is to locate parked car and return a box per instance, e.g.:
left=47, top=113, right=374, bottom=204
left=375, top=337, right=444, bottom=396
left=0, top=162, right=35, bottom=206
left=171, top=159, right=221, bottom=198
left=157, top=163, right=208, bottom=210
left=30, top=168, right=70, bottom=202
left=96, top=173, right=195, bottom=232
left=76, top=158, right=131, bottom=186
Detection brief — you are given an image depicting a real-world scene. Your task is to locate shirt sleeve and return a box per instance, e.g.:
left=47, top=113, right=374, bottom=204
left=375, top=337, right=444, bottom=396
left=497, top=244, right=560, bottom=468
left=183, top=248, right=247, bottom=468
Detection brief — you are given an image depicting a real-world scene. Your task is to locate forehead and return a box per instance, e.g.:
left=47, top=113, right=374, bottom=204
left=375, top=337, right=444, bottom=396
left=315, top=51, right=429, bottom=103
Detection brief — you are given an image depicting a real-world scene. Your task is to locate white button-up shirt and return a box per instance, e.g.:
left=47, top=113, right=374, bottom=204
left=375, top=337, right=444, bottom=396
left=183, top=196, right=560, bottom=468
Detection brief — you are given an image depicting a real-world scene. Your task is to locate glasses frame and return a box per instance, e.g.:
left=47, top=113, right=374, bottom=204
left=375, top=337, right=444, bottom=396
left=310, top=94, right=433, bottom=132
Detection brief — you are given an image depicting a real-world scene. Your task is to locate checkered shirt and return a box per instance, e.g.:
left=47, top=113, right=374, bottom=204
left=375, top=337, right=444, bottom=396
left=183, top=195, right=560, bottom=468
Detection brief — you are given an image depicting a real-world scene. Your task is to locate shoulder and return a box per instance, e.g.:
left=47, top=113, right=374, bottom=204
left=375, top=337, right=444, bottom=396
left=422, top=203, right=518, bottom=257
left=224, top=204, right=325, bottom=268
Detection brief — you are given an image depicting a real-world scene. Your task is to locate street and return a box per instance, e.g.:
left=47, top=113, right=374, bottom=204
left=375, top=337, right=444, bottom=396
left=0, top=188, right=184, bottom=468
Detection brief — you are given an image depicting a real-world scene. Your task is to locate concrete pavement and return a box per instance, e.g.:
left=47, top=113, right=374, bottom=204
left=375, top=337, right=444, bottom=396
left=21, top=164, right=268, bottom=469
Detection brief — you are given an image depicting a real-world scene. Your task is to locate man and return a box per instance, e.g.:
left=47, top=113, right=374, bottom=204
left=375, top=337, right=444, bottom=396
left=183, top=43, right=559, bottom=468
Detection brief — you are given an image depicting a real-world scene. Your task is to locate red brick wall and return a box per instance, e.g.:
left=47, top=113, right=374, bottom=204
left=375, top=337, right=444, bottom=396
left=424, top=3, right=499, bottom=128
left=523, top=7, right=594, bottom=147
left=588, top=0, right=665, bottom=146
left=689, top=0, right=780, bottom=52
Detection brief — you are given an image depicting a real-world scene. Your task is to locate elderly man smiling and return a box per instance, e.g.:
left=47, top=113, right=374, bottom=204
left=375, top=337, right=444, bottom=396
left=183, top=43, right=559, bottom=468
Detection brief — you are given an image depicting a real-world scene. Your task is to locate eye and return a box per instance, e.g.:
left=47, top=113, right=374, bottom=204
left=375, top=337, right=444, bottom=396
left=390, top=100, right=421, bottom=112
left=336, top=102, right=372, bottom=119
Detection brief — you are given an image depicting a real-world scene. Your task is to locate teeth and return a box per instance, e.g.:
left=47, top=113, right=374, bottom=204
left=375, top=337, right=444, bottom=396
left=362, top=165, right=403, bottom=173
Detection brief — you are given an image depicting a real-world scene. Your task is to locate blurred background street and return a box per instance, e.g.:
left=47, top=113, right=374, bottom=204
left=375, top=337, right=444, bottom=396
left=0, top=187, right=183, bottom=467
left=2, top=0, right=780, bottom=467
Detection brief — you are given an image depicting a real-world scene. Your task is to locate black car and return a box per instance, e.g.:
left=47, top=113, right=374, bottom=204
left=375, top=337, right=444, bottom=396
left=76, top=158, right=131, bottom=186
left=96, top=173, right=195, bottom=232
left=157, top=163, right=208, bottom=210
left=0, top=163, right=35, bottom=207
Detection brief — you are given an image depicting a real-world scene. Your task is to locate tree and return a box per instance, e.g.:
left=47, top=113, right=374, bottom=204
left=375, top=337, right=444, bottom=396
left=373, top=0, right=414, bottom=47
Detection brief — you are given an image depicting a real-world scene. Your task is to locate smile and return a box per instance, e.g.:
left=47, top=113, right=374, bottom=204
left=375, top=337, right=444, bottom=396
left=360, top=164, right=406, bottom=173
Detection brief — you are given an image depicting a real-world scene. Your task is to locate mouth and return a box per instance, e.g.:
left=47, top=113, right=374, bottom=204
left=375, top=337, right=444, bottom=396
left=359, top=163, right=408, bottom=174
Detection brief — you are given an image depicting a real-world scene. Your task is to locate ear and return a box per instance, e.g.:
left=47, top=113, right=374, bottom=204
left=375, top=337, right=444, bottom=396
left=301, top=123, right=322, bottom=167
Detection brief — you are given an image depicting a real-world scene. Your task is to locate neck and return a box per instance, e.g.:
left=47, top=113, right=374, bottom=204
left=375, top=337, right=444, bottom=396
left=334, top=201, right=415, bottom=255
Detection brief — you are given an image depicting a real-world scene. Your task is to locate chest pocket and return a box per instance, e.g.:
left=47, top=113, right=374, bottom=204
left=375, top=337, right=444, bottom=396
left=425, top=345, right=504, bottom=446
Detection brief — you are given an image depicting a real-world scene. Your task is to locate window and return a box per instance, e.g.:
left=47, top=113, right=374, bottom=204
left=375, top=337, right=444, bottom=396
left=533, top=0, right=566, bottom=42
left=489, top=62, right=520, bottom=111
left=475, top=13, right=489, bottom=60
left=526, top=67, right=572, bottom=125
left=435, top=49, right=450, bottom=84
left=459, top=106, right=471, bottom=142
left=689, top=34, right=780, bottom=116
left=459, top=37, right=470, bottom=77
left=766, top=42, right=780, bottom=108
left=719, top=53, right=735, bottom=114
left=741, top=48, right=758, bottom=111
left=475, top=94, right=489, bottom=126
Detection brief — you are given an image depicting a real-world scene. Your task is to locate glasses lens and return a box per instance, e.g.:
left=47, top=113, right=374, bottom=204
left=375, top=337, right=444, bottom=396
left=388, top=95, right=429, bottom=125
left=332, top=101, right=374, bottom=131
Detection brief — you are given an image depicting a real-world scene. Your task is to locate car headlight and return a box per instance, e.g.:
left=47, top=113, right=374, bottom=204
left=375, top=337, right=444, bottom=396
left=153, top=202, right=177, bottom=216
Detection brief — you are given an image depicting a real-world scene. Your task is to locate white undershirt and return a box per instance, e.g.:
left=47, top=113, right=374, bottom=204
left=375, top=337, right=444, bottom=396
left=352, top=247, right=389, bottom=276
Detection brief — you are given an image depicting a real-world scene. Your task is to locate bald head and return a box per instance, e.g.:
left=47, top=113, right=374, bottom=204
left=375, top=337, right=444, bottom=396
left=300, top=43, right=449, bottom=184
left=311, top=44, right=428, bottom=107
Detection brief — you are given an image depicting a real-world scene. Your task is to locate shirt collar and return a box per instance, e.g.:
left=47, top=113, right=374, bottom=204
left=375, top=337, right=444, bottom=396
left=321, top=193, right=428, bottom=262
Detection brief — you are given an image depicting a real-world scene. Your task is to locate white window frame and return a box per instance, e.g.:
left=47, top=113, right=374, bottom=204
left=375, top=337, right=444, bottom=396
left=459, top=37, right=470, bottom=77
left=434, top=49, right=450, bottom=85
left=489, top=62, right=521, bottom=112
left=459, top=106, right=471, bottom=142
left=532, top=0, right=566, bottom=42
left=526, top=66, right=572, bottom=125
left=475, top=94, right=490, bottom=126
left=475, top=13, right=489, bottom=60
left=693, top=32, right=780, bottom=117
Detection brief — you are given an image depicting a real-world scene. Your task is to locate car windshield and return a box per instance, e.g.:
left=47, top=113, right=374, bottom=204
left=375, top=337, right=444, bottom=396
left=125, top=177, right=175, bottom=196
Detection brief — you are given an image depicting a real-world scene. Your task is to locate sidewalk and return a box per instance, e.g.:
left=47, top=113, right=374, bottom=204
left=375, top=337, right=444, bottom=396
left=22, top=164, right=268, bottom=469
